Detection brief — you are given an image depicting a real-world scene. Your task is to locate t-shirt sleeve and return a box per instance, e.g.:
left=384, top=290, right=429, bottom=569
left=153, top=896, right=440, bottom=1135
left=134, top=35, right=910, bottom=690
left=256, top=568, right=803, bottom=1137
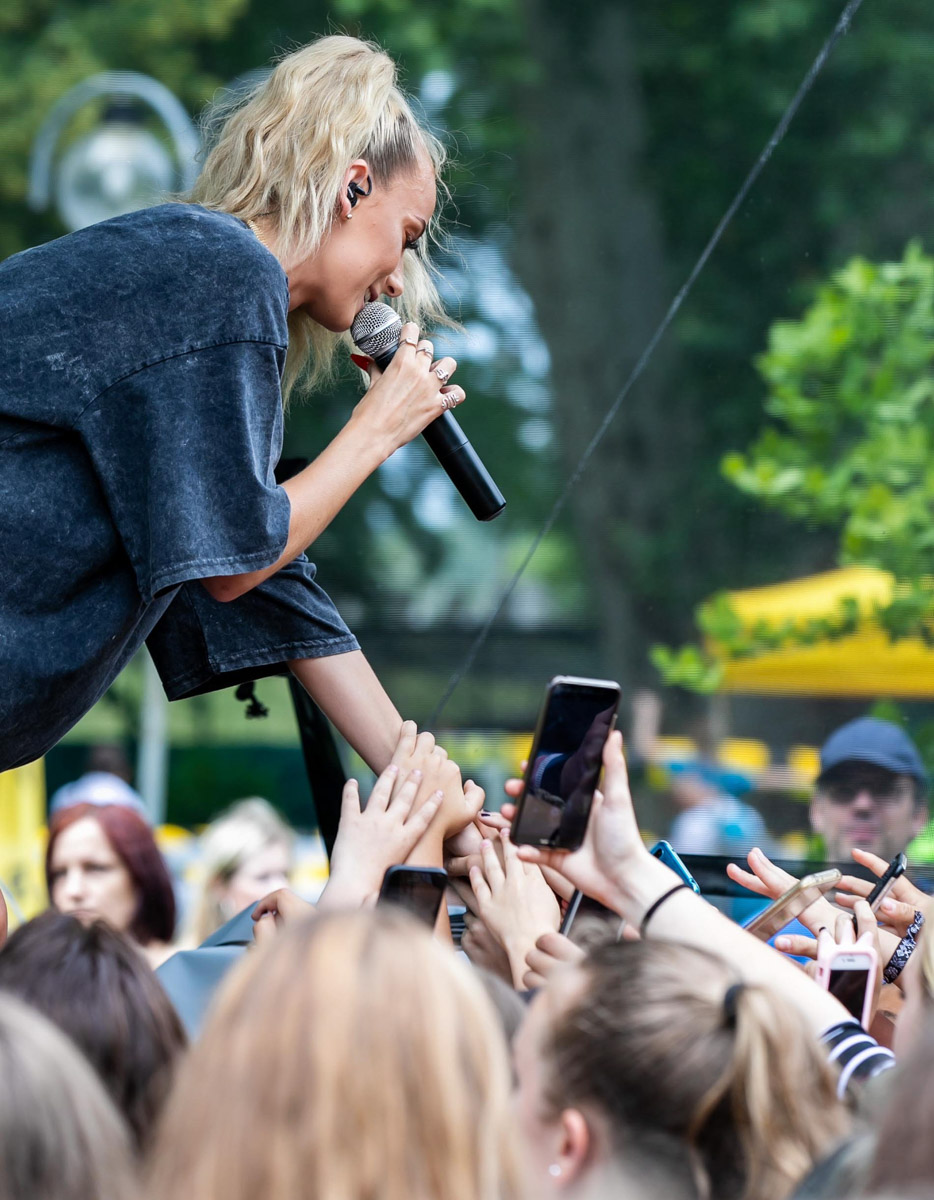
left=75, top=340, right=291, bottom=601
left=145, top=556, right=360, bottom=700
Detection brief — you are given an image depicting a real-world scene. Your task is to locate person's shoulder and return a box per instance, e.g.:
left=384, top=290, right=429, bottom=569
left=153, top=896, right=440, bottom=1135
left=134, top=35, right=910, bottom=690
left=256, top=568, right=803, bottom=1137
left=124, top=204, right=285, bottom=291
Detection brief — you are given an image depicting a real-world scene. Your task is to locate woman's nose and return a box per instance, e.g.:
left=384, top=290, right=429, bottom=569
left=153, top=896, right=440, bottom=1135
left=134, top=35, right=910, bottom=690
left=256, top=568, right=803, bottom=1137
left=382, top=261, right=404, bottom=298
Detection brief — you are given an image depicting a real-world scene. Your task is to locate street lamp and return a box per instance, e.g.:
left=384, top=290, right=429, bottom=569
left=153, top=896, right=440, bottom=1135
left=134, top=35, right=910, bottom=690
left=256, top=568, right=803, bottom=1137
left=29, top=71, right=200, bottom=232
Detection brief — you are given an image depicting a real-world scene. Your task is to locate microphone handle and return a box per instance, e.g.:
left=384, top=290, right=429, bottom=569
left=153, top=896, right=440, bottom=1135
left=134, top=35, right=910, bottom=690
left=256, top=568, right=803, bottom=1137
left=421, top=412, right=506, bottom=523
left=371, top=344, right=506, bottom=522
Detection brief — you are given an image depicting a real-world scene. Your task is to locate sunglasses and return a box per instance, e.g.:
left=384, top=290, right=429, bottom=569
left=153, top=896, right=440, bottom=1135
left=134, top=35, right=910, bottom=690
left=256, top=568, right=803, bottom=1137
left=821, top=772, right=914, bottom=806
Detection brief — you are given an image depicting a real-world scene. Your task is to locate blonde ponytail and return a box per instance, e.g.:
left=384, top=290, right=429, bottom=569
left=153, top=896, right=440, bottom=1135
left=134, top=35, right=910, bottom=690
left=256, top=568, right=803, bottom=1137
left=190, top=35, right=450, bottom=398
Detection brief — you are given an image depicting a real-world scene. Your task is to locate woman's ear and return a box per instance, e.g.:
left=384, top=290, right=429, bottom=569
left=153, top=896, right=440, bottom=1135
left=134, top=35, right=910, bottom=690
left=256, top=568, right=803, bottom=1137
left=338, top=160, right=371, bottom=220
left=554, top=1107, right=591, bottom=1187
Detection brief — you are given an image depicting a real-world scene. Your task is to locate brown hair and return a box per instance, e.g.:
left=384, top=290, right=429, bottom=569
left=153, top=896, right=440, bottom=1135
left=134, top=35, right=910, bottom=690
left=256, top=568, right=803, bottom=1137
left=542, top=940, right=847, bottom=1200
left=0, top=912, right=186, bottom=1151
left=145, top=910, right=521, bottom=1200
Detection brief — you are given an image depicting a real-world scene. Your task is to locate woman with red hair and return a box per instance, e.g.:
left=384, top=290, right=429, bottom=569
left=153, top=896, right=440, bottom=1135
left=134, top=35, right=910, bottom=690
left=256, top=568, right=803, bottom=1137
left=46, top=803, right=176, bottom=968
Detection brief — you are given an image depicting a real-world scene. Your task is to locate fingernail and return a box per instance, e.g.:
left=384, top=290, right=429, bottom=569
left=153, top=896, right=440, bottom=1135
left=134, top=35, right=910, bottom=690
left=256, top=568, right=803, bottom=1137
left=882, top=899, right=896, bottom=912
left=774, top=937, right=790, bottom=951
left=432, top=789, right=443, bottom=800
left=480, top=810, right=492, bottom=817
left=387, top=763, right=399, bottom=775
left=481, top=839, right=491, bottom=849
left=350, top=353, right=371, bottom=369
left=411, top=769, right=422, bottom=780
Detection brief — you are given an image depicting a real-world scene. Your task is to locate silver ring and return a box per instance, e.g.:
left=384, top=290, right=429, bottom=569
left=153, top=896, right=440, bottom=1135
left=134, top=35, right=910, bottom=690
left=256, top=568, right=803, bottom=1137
left=440, top=395, right=450, bottom=411
left=416, top=345, right=433, bottom=357
left=401, top=337, right=418, bottom=348
left=433, top=366, right=451, bottom=383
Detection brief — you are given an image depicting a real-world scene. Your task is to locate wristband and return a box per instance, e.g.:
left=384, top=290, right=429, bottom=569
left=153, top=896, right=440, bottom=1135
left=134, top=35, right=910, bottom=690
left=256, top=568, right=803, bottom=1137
left=883, top=909, right=925, bottom=985
left=640, top=883, right=691, bottom=938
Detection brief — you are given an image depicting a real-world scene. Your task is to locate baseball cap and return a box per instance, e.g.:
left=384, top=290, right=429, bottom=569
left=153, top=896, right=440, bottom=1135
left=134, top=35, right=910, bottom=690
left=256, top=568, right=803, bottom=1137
left=818, top=717, right=928, bottom=788
left=49, top=771, right=150, bottom=822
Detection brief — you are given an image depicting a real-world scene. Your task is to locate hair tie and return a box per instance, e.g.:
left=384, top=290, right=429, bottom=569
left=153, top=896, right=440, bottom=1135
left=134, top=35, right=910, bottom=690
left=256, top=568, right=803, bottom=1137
left=723, top=982, right=745, bottom=1029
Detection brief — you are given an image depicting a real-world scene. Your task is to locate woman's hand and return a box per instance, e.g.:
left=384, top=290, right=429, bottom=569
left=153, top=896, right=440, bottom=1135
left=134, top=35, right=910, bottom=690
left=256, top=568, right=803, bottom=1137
left=523, top=930, right=584, bottom=990
left=834, top=848, right=929, bottom=939
left=251, top=888, right=316, bottom=944
left=351, top=323, right=465, bottom=459
left=468, top=833, right=561, bottom=989
left=391, top=722, right=483, bottom=842
left=726, top=847, right=841, bottom=937
left=461, top=917, right=514, bottom=986
left=320, top=759, right=442, bottom=911
left=513, top=731, right=651, bottom=912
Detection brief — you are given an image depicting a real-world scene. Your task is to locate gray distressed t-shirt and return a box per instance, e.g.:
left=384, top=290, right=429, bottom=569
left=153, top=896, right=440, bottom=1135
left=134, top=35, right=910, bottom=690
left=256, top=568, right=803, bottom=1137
left=0, top=204, right=358, bottom=772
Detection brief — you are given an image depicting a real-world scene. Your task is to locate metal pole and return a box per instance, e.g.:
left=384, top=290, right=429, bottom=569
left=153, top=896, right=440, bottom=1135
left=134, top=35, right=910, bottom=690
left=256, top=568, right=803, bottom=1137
left=137, top=649, right=169, bottom=826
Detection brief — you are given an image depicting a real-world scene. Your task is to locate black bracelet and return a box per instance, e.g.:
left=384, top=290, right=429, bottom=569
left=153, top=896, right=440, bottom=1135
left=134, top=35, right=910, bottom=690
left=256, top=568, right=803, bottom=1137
left=640, top=883, right=692, bottom=938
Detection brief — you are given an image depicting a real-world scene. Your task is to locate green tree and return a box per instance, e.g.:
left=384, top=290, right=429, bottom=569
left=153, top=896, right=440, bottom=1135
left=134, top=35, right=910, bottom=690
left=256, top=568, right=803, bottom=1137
left=654, top=241, right=934, bottom=691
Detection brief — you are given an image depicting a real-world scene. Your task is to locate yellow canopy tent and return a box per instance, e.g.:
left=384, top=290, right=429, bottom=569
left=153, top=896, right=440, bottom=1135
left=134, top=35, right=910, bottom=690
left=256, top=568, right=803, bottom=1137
left=718, top=566, right=934, bottom=698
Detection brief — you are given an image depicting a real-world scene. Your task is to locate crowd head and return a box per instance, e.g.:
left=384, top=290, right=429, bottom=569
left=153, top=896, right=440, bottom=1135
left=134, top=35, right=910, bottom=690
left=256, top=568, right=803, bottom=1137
left=145, top=910, right=522, bottom=1200
left=46, top=801, right=176, bottom=963
left=811, top=717, right=928, bottom=862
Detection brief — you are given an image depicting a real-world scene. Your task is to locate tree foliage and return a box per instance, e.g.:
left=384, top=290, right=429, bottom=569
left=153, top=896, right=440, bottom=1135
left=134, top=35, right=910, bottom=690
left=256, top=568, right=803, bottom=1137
left=655, top=241, right=934, bottom=692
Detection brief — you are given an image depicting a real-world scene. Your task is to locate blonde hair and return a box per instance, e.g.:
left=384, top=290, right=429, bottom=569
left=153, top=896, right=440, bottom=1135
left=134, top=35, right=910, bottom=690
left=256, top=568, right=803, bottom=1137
left=0, top=993, right=138, bottom=1200
left=145, top=910, right=522, bottom=1200
left=191, top=35, right=450, bottom=399
left=542, top=941, right=848, bottom=1200
left=188, top=798, right=293, bottom=945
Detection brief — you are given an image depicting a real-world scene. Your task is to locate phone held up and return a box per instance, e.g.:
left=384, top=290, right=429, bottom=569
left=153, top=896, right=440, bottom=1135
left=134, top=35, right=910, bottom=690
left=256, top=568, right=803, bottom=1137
left=817, top=935, right=879, bottom=1029
left=743, top=869, right=842, bottom=942
left=377, top=865, right=448, bottom=929
left=510, top=676, right=621, bottom=851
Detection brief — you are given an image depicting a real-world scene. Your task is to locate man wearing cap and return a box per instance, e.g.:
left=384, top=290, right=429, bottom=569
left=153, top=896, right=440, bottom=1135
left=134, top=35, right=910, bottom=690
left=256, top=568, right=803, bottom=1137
left=810, top=717, right=929, bottom=862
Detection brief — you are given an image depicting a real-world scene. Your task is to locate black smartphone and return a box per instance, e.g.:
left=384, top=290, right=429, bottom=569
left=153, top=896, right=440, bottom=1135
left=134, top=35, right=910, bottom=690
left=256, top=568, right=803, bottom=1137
left=560, top=890, right=622, bottom=937
left=866, top=851, right=908, bottom=911
left=377, top=866, right=447, bottom=928
left=510, top=676, right=621, bottom=850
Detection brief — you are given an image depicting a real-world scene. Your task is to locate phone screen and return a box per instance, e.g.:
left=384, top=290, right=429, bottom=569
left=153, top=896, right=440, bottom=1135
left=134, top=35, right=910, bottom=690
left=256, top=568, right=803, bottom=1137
left=378, top=869, right=446, bottom=928
left=829, top=966, right=871, bottom=1021
left=512, top=679, right=620, bottom=849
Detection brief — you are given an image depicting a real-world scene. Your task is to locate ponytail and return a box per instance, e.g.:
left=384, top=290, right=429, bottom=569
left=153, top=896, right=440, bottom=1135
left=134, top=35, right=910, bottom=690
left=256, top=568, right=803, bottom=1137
left=543, top=941, right=847, bottom=1200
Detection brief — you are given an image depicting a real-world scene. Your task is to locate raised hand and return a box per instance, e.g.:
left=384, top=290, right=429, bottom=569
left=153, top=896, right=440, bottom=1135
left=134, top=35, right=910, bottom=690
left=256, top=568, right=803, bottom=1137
left=523, top=930, right=584, bottom=990
left=468, top=833, right=561, bottom=989
left=320, top=761, right=442, bottom=911
left=513, top=731, right=648, bottom=913
left=834, top=848, right=929, bottom=939
left=726, top=847, right=840, bottom=937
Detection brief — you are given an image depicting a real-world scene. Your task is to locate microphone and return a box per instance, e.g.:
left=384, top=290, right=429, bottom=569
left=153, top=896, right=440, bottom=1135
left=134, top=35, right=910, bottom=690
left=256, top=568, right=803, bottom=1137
left=351, top=302, right=506, bottom=522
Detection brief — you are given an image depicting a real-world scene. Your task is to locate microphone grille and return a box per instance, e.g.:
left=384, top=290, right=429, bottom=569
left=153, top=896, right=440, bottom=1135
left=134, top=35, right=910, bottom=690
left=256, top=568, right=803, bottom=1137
left=351, top=302, right=402, bottom=356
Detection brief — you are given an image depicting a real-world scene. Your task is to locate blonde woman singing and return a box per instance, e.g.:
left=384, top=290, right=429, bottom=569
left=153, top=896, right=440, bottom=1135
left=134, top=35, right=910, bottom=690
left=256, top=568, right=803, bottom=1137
left=0, top=35, right=463, bottom=778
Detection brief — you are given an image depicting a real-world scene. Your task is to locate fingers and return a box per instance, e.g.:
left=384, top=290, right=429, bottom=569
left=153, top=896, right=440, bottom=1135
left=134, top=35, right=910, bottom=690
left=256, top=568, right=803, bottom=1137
left=481, top=837, right=506, bottom=888
left=449, top=876, right=480, bottom=916
left=774, top=932, right=819, bottom=959
left=536, top=929, right=584, bottom=963
left=464, top=780, right=486, bottom=822
left=503, top=779, right=523, bottom=798
left=340, top=778, right=362, bottom=819
left=852, top=897, right=877, bottom=942
left=836, top=874, right=872, bottom=899
left=439, top=384, right=465, bottom=411
left=428, top=355, right=457, bottom=385
left=469, top=862, right=492, bottom=907
left=834, top=909, right=856, bottom=947
left=367, top=763, right=400, bottom=813
left=850, top=847, right=889, bottom=877
left=725, top=861, right=770, bottom=897
left=515, top=844, right=567, bottom=874
left=403, top=789, right=442, bottom=842
left=392, top=719, right=418, bottom=763
left=540, top=865, right=576, bottom=902
left=252, top=912, right=277, bottom=946
left=879, top=895, right=918, bottom=930
left=386, top=768, right=421, bottom=814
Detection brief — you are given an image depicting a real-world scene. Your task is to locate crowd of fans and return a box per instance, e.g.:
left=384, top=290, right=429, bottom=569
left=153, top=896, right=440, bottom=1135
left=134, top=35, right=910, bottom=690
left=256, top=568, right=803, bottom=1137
left=3, top=715, right=934, bottom=1200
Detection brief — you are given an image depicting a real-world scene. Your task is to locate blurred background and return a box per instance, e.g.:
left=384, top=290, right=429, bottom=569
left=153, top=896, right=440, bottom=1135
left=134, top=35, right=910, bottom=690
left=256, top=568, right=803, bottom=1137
left=4, top=0, right=934, bottom=916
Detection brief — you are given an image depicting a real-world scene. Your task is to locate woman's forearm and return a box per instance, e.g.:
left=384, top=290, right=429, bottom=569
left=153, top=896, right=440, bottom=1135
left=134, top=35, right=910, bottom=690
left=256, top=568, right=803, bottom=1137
left=289, top=650, right=403, bottom=772
left=203, top=417, right=387, bottom=602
